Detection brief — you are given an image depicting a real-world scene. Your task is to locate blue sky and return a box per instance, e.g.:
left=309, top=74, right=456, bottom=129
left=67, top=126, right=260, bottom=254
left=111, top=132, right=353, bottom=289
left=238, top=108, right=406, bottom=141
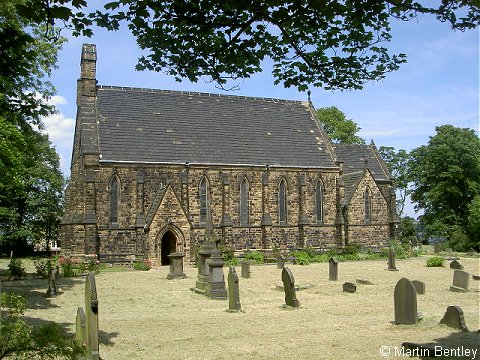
left=42, top=13, right=479, bottom=218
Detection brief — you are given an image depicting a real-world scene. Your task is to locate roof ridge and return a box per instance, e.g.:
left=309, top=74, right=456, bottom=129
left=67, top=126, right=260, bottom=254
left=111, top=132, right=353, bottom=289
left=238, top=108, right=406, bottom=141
left=96, top=84, right=307, bottom=105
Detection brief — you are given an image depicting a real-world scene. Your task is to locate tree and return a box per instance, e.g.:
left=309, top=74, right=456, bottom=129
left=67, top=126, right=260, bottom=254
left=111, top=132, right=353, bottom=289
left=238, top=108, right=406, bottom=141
left=316, top=106, right=365, bottom=144
left=15, top=1, right=480, bottom=91
left=378, top=146, right=411, bottom=217
left=408, top=125, right=480, bottom=250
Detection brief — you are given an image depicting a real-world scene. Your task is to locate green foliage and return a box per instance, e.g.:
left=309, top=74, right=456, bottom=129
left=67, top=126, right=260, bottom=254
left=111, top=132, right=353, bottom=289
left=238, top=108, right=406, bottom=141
left=0, top=292, right=85, bottom=359
left=33, top=258, right=54, bottom=278
left=58, top=257, right=78, bottom=277
left=77, top=257, right=102, bottom=275
left=219, top=245, right=238, bottom=266
left=133, top=259, right=152, bottom=271
left=291, top=251, right=311, bottom=265
left=244, top=251, right=264, bottom=264
left=467, top=195, right=480, bottom=250
left=316, top=107, right=365, bottom=144
left=386, top=240, right=410, bottom=259
left=8, top=258, right=26, bottom=279
left=342, top=242, right=362, bottom=255
left=426, top=256, right=445, bottom=267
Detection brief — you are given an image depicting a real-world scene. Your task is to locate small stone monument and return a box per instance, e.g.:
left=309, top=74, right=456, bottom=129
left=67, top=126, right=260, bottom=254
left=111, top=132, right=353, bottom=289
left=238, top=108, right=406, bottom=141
left=440, top=306, right=468, bottom=331
left=194, top=212, right=216, bottom=292
left=387, top=247, right=398, bottom=271
left=412, top=280, right=425, bottom=295
left=277, top=255, right=285, bottom=269
left=450, top=270, right=470, bottom=292
left=46, top=268, right=58, bottom=297
left=76, top=307, right=87, bottom=353
left=329, top=257, right=338, bottom=281
left=167, top=252, right=186, bottom=279
left=205, top=248, right=227, bottom=300
left=449, top=260, right=464, bottom=270
left=241, top=260, right=251, bottom=279
left=394, top=278, right=419, bottom=325
left=85, top=272, right=99, bottom=360
left=227, top=267, right=241, bottom=312
left=282, top=267, right=299, bottom=308
left=343, top=282, right=357, bottom=293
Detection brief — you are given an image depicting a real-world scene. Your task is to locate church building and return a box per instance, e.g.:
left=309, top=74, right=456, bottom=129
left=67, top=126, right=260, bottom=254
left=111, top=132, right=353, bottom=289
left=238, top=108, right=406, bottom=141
left=60, top=44, right=398, bottom=265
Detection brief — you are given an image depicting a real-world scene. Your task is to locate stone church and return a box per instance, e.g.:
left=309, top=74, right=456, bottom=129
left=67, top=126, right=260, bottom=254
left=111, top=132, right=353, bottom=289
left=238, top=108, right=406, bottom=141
left=61, top=44, right=398, bottom=265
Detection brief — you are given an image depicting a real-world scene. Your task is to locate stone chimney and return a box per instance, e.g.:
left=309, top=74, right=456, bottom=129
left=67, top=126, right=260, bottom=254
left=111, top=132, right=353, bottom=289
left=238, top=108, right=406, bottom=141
left=77, top=43, right=97, bottom=103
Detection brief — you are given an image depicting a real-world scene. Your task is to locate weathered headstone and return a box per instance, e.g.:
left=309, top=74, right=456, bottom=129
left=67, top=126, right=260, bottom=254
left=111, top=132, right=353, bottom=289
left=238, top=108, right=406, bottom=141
left=167, top=252, right=186, bottom=279
left=204, top=248, right=227, bottom=300
left=277, top=255, right=285, bottom=269
left=85, top=272, right=99, bottom=360
left=329, top=257, right=339, bottom=281
left=241, top=261, right=251, bottom=279
left=281, top=267, right=299, bottom=308
left=450, top=270, right=469, bottom=292
left=412, top=280, right=425, bottom=295
left=227, top=267, right=241, bottom=312
left=46, top=268, right=58, bottom=297
left=356, top=279, right=374, bottom=285
left=473, top=275, right=480, bottom=281
left=440, top=305, right=468, bottom=332
left=194, top=212, right=216, bottom=293
left=433, top=243, right=441, bottom=253
left=387, top=247, right=398, bottom=271
left=76, top=307, right=87, bottom=355
left=449, top=260, right=464, bottom=270
left=394, top=278, right=419, bottom=325
left=343, top=282, right=357, bottom=293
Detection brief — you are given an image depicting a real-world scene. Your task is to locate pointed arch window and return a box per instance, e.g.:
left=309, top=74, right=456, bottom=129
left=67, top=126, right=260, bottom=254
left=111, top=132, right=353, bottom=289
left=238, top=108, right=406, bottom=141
left=199, top=177, right=209, bottom=225
left=315, top=180, right=324, bottom=224
left=110, top=175, right=119, bottom=225
left=364, top=188, right=371, bottom=223
left=278, top=179, right=287, bottom=224
left=240, top=177, right=249, bottom=226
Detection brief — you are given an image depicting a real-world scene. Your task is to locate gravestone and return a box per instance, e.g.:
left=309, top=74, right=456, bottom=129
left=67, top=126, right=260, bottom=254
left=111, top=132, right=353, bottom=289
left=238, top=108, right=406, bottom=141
left=433, top=243, right=441, bottom=253
left=412, top=280, right=425, bottom=295
left=194, top=212, right=216, bottom=293
left=167, top=252, right=186, bottom=279
left=227, top=267, right=241, bottom=312
left=277, top=255, right=285, bottom=269
left=85, top=272, right=99, bottom=360
left=450, top=270, right=469, bottom=292
left=440, top=305, right=468, bottom=332
left=241, top=261, right=251, bottom=279
left=204, top=248, right=227, bottom=300
left=281, top=267, right=300, bottom=308
left=329, top=257, right=338, bottom=281
left=394, top=278, right=419, bottom=325
left=356, top=279, right=374, bottom=285
left=473, top=275, right=480, bottom=281
left=76, top=307, right=87, bottom=358
left=387, top=247, right=398, bottom=271
left=343, top=282, right=357, bottom=293
left=46, top=268, right=58, bottom=297
left=449, top=260, right=464, bottom=270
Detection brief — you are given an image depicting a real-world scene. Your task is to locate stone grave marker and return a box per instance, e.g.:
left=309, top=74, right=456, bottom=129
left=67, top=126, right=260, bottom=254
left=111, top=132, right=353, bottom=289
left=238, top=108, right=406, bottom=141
left=473, top=275, right=480, bottom=281
left=85, top=272, right=99, bottom=360
left=387, top=247, right=398, bottom=271
left=194, top=212, right=216, bottom=293
left=329, top=257, right=338, bottom=281
left=205, top=248, right=227, bottom=300
left=450, top=270, right=469, bottom=292
left=227, top=267, right=241, bottom=312
left=241, top=261, right=251, bottom=279
left=167, top=252, right=186, bottom=279
left=394, top=278, right=419, bottom=325
left=46, top=267, right=58, bottom=297
left=343, top=282, right=357, bottom=293
left=76, top=306, right=87, bottom=357
left=356, top=279, right=374, bottom=285
left=412, top=280, right=425, bottom=295
left=433, top=243, right=441, bottom=253
left=282, top=267, right=300, bottom=308
left=449, top=260, right=464, bottom=270
left=440, top=305, right=468, bottom=332
left=277, top=255, right=285, bottom=269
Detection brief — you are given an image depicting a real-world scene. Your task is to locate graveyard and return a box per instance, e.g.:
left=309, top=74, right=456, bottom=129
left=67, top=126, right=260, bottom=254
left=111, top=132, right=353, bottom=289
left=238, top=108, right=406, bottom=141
left=1, top=255, right=479, bottom=359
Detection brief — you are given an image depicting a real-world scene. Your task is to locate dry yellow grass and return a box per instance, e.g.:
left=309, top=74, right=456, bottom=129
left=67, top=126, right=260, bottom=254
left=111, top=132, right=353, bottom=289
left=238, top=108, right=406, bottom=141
left=2, top=256, right=479, bottom=359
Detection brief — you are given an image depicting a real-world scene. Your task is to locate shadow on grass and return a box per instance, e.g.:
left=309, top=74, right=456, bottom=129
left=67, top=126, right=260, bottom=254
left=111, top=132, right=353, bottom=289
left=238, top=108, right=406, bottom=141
left=402, top=330, right=480, bottom=359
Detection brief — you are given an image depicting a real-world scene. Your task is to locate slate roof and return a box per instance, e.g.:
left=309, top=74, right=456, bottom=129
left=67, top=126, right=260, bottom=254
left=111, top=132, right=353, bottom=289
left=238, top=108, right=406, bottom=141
left=333, top=144, right=391, bottom=182
left=95, top=86, right=336, bottom=168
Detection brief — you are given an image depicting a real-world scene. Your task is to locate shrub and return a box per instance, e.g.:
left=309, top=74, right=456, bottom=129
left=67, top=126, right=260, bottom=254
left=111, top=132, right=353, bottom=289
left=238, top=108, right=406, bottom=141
left=133, top=259, right=152, bottom=271
left=34, top=258, right=54, bottom=278
left=342, top=242, right=362, bottom=255
left=8, top=258, right=26, bottom=280
left=78, top=256, right=102, bottom=275
left=312, top=254, right=329, bottom=262
left=58, top=256, right=78, bottom=277
left=426, top=256, right=444, bottom=267
left=388, top=239, right=409, bottom=259
left=244, top=251, right=264, bottom=264
left=220, top=246, right=238, bottom=266
left=291, top=251, right=311, bottom=265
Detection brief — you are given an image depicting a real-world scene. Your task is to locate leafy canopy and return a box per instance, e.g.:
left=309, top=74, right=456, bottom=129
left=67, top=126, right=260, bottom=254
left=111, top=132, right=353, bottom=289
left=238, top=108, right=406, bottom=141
left=16, top=0, right=480, bottom=91
left=316, top=106, right=364, bottom=144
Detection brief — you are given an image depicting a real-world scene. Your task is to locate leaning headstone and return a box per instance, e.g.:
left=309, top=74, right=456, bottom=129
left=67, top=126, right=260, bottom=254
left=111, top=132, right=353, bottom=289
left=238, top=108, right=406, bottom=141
left=241, top=261, right=251, bottom=279
left=449, top=260, right=464, bottom=270
left=394, top=278, right=419, bottom=325
left=450, top=270, right=470, bottom=292
left=343, top=282, right=357, bottom=293
left=167, top=252, right=186, bottom=279
left=76, top=307, right=87, bottom=359
left=282, top=267, right=300, bottom=308
left=412, top=280, right=425, bottom=295
left=387, top=247, right=398, bottom=271
left=472, top=275, right=480, bottom=281
left=433, top=243, right=441, bottom=253
left=204, top=248, right=227, bottom=300
left=227, top=267, right=241, bottom=312
left=277, top=255, right=285, bottom=269
left=329, top=257, right=338, bottom=281
left=85, top=272, right=99, bottom=360
left=440, top=305, right=468, bottom=332
left=356, top=279, right=374, bottom=285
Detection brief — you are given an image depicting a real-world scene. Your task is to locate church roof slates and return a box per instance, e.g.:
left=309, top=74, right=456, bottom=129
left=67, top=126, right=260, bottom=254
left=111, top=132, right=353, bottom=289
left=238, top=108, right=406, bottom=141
left=95, top=87, right=337, bottom=168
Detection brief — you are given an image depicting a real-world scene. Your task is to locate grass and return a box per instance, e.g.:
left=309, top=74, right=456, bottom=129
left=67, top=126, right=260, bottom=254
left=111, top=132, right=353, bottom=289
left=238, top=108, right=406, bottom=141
left=1, top=256, right=479, bottom=359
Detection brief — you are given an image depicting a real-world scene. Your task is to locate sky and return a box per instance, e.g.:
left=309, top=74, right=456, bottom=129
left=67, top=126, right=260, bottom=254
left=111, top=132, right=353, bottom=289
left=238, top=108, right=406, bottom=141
left=42, top=12, right=479, bottom=218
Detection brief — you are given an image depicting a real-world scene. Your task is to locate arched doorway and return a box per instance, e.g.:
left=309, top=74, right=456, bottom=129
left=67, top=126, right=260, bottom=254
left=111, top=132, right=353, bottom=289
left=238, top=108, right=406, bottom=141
left=160, top=231, right=177, bottom=266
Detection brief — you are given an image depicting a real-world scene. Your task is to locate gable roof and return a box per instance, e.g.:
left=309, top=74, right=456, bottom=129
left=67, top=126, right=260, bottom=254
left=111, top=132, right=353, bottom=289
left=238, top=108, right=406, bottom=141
left=95, top=86, right=337, bottom=168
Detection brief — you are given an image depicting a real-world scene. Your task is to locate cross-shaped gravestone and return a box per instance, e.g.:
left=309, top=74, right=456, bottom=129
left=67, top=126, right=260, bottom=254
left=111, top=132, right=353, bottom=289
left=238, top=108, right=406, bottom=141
left=227, top=267, right=241, bottom=312
left=282, top=267, right=299, bottom=308
left=85, top=272, right=99, bottom=360
left=329, top=257, right=338, bottom=281
left=450, top=270, right=469, bottom=292
left=394, top=278, right=419, bottom=325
